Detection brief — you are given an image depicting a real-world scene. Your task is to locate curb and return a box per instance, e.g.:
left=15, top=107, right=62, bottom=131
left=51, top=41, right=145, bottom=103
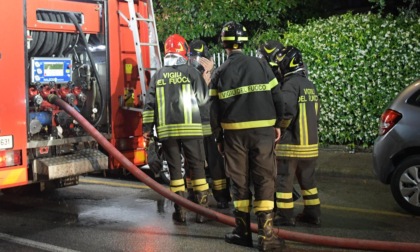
left=316, top=146, right=375, bottom=179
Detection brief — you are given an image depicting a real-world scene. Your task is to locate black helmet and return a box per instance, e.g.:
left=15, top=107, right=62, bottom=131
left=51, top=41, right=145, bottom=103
left=257, top=40, right=284, bottom=67
left=275, top=46, right=305, bottom=77
left=220, top=21, right=248, bottom=49
left=188, top=39, right=211, bottom=72
left=188, top=39, right=211, bottom=59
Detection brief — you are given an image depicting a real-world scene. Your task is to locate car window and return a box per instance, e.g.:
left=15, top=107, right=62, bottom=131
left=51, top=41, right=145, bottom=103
left=407, top=89, right=420, bottom=107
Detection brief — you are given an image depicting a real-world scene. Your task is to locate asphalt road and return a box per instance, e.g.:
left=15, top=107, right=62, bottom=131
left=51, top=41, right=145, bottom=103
left=0, top=174, right=419, bottom=252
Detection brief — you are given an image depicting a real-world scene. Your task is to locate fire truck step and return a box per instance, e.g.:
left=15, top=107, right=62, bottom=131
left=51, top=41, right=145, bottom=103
left=34, top=149, right=108, bottom=180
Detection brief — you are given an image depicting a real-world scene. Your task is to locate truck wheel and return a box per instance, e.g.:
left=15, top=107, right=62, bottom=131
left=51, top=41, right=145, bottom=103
left=390, top=155, right=420, bottom=215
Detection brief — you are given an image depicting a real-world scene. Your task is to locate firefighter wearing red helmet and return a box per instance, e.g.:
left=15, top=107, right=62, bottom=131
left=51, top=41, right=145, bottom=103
left=143, top=34, right=211, bottom=224
left=210, top=21, right=285, bottom=251
left=273, top=46, right=321, bottom=227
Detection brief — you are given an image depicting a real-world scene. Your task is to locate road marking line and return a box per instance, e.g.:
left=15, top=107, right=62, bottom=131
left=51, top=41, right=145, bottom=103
left=79, top=177, right=151, bottom=189
left=0, top=233, right=80, bottom=252
left=80, top=177, right=417, bottom=219
left=294, top=202, right=418, bottom=218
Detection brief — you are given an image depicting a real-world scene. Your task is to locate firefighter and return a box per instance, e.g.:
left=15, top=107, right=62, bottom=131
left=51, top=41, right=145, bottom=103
left=210, top=21, right=285, bottom=251
left=143, top=34, right=211, bottom=224
left=258, top=40, right=303, bottom=206
left=273, top=46, right=321, bottom=227
left=188, top=39, right=232, bottom=209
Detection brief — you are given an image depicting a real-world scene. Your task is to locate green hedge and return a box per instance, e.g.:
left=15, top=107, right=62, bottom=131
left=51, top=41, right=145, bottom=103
left=281, top=12, right=420, bottom=148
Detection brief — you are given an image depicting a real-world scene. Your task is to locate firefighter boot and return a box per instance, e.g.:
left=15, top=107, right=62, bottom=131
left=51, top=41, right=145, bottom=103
left=225, top=210, right=253, bottom=248
left=257, top=212, right=285, bottom=251
left=195, top=190, right=210, bottom=223
left=172, top=191, right=187, bottom=224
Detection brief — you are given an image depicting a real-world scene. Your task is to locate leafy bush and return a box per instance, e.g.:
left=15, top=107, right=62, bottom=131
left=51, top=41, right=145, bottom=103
left=281, top=12, right=420, bottom=147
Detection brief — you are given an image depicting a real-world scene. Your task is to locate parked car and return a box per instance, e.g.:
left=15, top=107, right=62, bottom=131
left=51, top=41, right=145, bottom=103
left=373, top=78, right=420, bottom=215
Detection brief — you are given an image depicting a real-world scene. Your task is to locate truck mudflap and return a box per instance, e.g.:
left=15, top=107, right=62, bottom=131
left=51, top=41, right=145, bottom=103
left=33, top=149, right=108, bottom=180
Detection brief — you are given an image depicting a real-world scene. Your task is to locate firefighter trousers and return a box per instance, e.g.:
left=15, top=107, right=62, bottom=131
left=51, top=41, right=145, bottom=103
left=161, top=138, right=209, bottom=193
left=224, top=127, right=277, bottom=213
left=275, top=158, right=321, bottom=218
left=205, top=134, right=231, bottom=203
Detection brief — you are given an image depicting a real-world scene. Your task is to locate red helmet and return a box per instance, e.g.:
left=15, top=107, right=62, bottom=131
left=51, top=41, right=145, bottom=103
left=164, top=34, right=188, bottom=59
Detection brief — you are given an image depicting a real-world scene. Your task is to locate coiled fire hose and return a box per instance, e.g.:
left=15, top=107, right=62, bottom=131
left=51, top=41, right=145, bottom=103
left=50, top=95, right=420, bottom=252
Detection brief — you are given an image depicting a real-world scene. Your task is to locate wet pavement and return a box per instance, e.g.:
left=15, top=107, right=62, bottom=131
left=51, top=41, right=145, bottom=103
left=0, top=173, right=419, bottom=252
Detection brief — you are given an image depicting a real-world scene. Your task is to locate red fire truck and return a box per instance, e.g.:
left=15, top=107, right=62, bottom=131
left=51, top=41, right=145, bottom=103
left=0, top=0, right=160, bottom=192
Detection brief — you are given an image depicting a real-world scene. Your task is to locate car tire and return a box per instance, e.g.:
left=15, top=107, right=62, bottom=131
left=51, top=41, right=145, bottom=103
left=390, top=155, right=420, bottom=215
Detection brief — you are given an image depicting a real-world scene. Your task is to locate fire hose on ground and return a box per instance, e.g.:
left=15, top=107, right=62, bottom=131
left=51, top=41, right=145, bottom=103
left=50, top=95, right=420, bottom=252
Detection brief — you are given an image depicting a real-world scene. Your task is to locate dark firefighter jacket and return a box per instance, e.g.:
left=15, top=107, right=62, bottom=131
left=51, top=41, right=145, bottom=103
left=209, top=51, right=284, bottom=141
left=143, top=64, right=209, bottom=141
left=275, top=71, right=320, bottom=159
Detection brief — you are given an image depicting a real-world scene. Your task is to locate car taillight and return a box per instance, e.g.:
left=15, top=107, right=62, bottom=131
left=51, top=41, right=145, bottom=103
left=379, top=109, right=402, bottom=136
left=0, top=150, right=22, bottom=168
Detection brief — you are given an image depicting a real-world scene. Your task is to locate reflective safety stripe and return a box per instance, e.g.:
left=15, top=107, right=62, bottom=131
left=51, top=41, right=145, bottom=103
left=209, top=89, right=218, bottom=97
left=182, top=84, right=192, bottom=124
left=302, top=188, right=318, bottom=196
left=254, top=200, right=274, bottom=213
left=277, top=202, right=294, bottom=209
left=304, top=198, right=321, bottom=206
left=221, top=119, right=276, bottom=130
left=202, top=124, right=211, bottom=136
left=191, top=178, right=209, bottom=191
left=157, top=87, right=166, bottom=126
left=276, top=192, right=293, bottom=199
left=218, top=78, right=278, bottom=100
left=234, top=199, right=250, bottom=213
left=157, top=124, right=204, bottom=138
left=275, top=143, right=318, bottom=158
left=299, top=103, right=309, bottom=145
left=142, top=110, right=154, bottom=124
left=221, top=36, right=248, bottom=42
left=0, top=167, right=27, bottom=188
left=170, top=179, right=186, bottom=193
left=212, top=179, right=227, bottom=190
left=170, top=179, right=185, bottom=187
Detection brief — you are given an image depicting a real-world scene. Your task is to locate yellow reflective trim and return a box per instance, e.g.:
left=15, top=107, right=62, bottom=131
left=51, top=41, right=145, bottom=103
left=218, top=79, right=277, bottom=100
left=209, top=89, right=218, bottom=97
left=212, top=179, right=227, bottom=190
left=170, top=179, right=185, bottom=187
left=170, top=186, right=186, bottom=193
left=275, top=144, right=319, bottom=158
left=302, top=188, right=318, bottom=196
left=142, top=110, right=154, bottom=124
left=276, top=192, right=293, bottom=199
left=221, top=119, right=276, bottom=130
left=234, top=199, right=250, bottom=213
left=254, top=200, right=274, bottom=213
left=276, top=144, right=318, bottom=151
left=202, top=124, right=212, bottom=135
left=157, top=87, right=165, bottom=126
left=0, top=168, right=27, bottom=187
left=304, top=199, right=321, bottom=205
left=277, top=202, right=294, bottom=209
left=299, top=103, right=308, bottom=145
left=182, top=84, right=192, bottom=124
left=157, top=124, right=204, bottom=138
left=193, top=184, right=209, bottom=191
left=191, top=178, right=207, bottom=186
